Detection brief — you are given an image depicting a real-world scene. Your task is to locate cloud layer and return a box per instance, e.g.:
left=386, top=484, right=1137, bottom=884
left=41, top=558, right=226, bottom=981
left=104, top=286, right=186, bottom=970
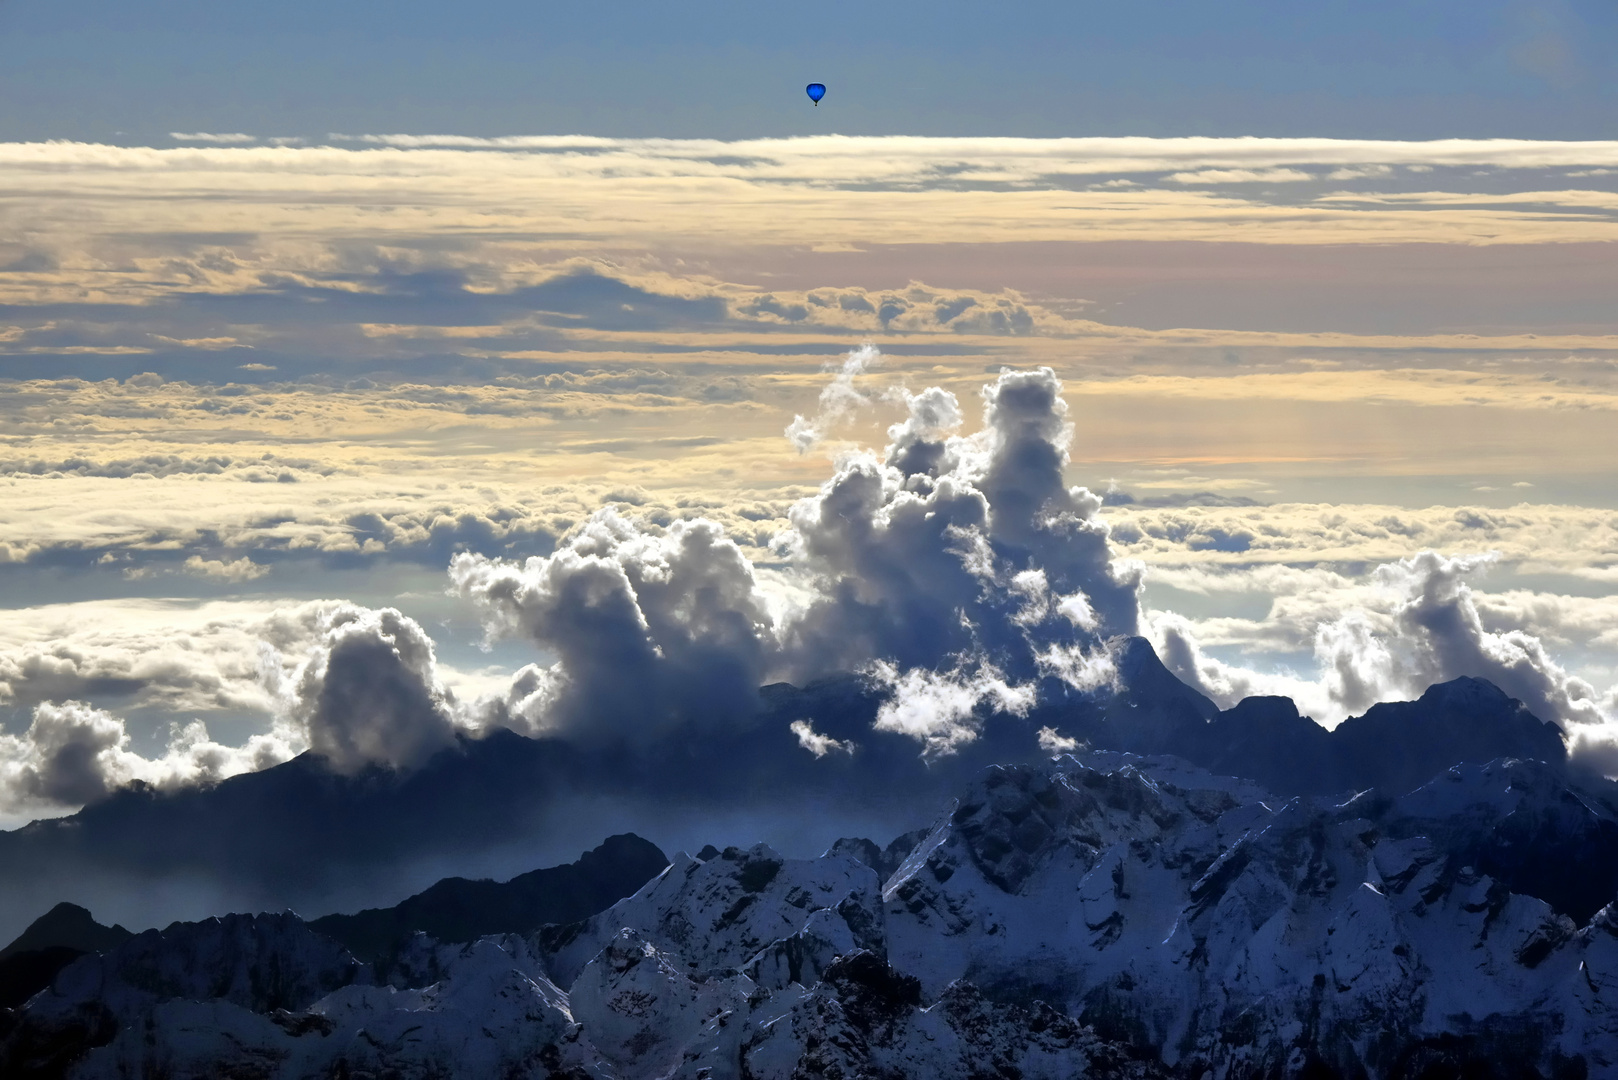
left=4, top=140, right=1618, bottom=310
left=0, top=701, right=285, bottom=812
left=451, top=361, right=1129, bottom=749
left=2, top=358, right=1615, bottom=822
left=451, top=512, right=778, bottom=742
left=1149, top=550, right=1617, bottom=734
left=0, top=601, right=472, bottom=817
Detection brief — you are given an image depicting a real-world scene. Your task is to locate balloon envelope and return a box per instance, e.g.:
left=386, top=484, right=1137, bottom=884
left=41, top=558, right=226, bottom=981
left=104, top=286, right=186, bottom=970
left=806, top=83, right=826, bottom=104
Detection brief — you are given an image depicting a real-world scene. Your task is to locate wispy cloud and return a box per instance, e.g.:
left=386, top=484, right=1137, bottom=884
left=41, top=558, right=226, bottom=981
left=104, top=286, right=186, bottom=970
left=1167, top=168, right=1314, bottom=184
left=1, top=139, right=1616, bottom=257
left=317, top=134, right=1618, bottom=175
left=168, top=132, right=256, bottom=144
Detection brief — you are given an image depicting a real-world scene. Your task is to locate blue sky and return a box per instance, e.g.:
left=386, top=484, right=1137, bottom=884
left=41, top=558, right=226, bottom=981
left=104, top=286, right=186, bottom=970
left=1, top=0, right=1615, bottom=140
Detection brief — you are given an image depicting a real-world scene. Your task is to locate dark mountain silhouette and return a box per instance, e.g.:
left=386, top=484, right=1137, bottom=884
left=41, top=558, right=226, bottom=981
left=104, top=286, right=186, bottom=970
left=0, top=903, right=131, bottom=961
left=0, top=947, right=84, bottom=1011
left=308, top=833, right=668, bottom=961
left=0, top=903, right=132, bottom=1010
left=1031, top=640, right=1569, bottom=798
left=1325, top=676, right=1568, bottom=792
left=0, top=637, right=1579, bottom=946
left=0, top=727, right=601, bottom=945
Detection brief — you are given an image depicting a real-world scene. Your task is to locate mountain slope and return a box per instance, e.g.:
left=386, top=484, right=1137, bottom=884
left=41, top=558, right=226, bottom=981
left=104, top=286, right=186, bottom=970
left=0, top=905, right=133, bottom=1012
left=0, top=641, right=1580, bottom=948
left=0, top=905, right=131, bottom=962
left=8, top=753, right=1618, bottom=1077
left=307, top=833, right=668, bottom=961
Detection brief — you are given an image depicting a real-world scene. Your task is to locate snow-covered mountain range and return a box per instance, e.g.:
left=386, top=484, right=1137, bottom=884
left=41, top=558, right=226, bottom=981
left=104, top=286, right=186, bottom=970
left=5, top=745, right=1617, bottom=1078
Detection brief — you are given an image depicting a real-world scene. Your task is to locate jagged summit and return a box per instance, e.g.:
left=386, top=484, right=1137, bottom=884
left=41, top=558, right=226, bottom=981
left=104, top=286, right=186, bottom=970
left=1039, top=642, right=1572, bottom=798
left=1112, top=633, right=1220, bottom=721
left=825, top=830, right=930, bottom=885
left=7, top=753, right=1618, bottom=1077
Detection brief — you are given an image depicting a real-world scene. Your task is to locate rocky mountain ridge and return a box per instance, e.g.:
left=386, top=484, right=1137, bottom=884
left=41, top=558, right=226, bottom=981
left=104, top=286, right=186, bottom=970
left=5, top=750, right=1618, bottom=1078
left=308, top=833, right=670, bottom=962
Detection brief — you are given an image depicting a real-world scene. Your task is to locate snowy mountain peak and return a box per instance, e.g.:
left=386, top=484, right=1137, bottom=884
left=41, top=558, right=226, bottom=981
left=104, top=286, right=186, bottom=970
left=9, top=751, right=1618, bottom=1077
left=542, top=840, right=884, bottom=991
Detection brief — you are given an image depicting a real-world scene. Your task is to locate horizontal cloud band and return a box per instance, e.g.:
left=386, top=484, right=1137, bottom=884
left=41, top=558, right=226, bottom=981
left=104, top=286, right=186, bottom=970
left=3, top=359, right=1615, bottom=820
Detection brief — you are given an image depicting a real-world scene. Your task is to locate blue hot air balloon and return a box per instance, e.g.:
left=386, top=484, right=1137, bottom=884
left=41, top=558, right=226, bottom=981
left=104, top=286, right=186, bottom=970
left=806, top=83, right=826, bottom=105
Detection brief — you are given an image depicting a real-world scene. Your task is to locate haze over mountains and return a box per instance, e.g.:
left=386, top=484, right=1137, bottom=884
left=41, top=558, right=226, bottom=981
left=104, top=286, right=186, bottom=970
left=3, top=364, right=1609, bottom=942
left=0, top=636, right=1580, bottom=946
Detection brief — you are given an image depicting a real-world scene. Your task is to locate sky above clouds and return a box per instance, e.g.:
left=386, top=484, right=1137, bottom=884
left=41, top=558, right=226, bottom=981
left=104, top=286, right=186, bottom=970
left=0, top=3, right=1615, bottom=888
left=2, top=0, right=1617, bottom=140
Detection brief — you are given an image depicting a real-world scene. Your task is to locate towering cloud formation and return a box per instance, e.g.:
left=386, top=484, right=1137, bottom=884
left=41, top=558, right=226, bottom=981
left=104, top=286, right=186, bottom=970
left=450, top=511, right=778, bottom=741
left=1390, top=553, right=1614, bottom=728
left=780, top=367, right=1135, bottom=693
left=287, top=604, right=460, bottom=772
left=7, top=356, right=1617, bottom=819
left=442, top=361, right=1614, bottom=772
left=0, top=601, right=467, bottom=812
left=452, top=362, right=1135, bottom=756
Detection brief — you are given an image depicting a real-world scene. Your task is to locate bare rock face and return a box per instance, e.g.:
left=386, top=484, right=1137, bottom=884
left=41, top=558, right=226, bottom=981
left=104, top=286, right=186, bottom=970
left=6, top=754, right=1618, bottom=1078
